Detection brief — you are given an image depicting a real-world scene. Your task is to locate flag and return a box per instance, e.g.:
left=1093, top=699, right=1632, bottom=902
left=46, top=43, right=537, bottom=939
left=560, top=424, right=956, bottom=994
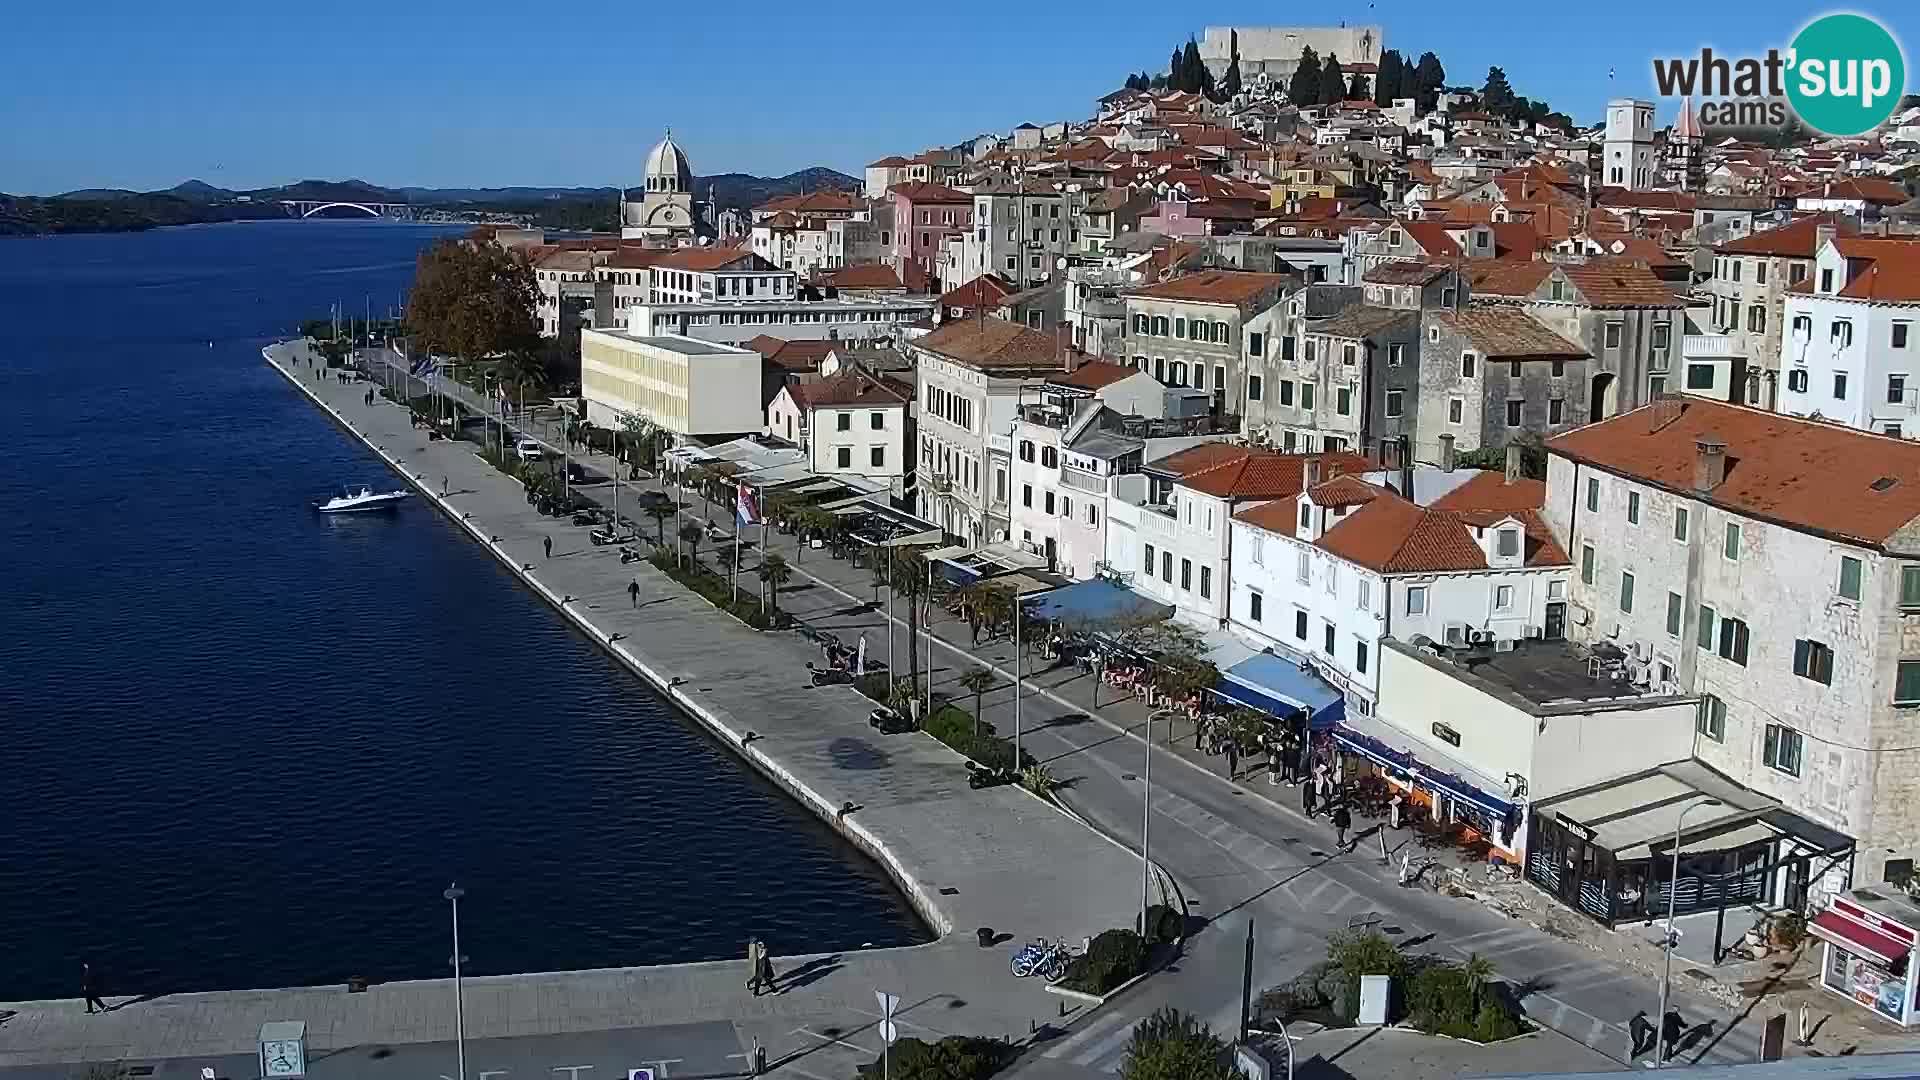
left=856, top=634, right=868, bottom=677
left=736, top=482, right=761, bottom=527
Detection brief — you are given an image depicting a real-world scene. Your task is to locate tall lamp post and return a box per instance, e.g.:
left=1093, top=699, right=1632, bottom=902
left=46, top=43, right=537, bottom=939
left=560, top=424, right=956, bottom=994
left=444, top=883, right=468, bottom=1080
left=1654, top=797, right=1723, bottom=1067
left=1141, top=708, right=1178, bottom=935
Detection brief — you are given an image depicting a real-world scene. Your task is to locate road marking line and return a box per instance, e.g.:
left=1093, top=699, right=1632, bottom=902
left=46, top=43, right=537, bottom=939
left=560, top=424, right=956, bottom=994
left=1070, top=1017, right=1140, bottom=1067
left=1587, top=1017, right=1612, bottom=1047
left=795, top=1028, right=869, bottom=1054
left=1043, top=1010, right=1132, bottom=1059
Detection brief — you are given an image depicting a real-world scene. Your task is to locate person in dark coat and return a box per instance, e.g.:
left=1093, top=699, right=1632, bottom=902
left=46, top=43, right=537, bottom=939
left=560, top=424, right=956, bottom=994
left=1301, top=779, right=1317, bottom=818
left=81, top=961, right=107, bottom=1014
left=628, top=580, right=640, bottom=607
left=1331, top=804, right=1353, bottom=851
left=543, top=535, right=553, bottom=560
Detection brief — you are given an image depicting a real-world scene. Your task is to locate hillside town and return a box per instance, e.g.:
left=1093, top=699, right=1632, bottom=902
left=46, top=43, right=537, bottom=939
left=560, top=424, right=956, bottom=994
left=482, top=23, right=1920, bottom=1041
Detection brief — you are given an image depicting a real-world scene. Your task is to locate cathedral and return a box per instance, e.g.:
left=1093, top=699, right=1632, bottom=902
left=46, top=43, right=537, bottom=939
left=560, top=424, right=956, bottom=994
left=620, top=130, right=711, bottom=244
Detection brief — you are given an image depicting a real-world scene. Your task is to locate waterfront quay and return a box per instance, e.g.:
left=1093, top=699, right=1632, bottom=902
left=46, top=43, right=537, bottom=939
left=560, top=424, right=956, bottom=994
left=0, top=341, right=1150, bottom=1080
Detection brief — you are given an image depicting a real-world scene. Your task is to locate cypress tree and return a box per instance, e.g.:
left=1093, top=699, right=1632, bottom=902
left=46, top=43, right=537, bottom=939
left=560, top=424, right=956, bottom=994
left=1288, top=46, right=1321, bottom=107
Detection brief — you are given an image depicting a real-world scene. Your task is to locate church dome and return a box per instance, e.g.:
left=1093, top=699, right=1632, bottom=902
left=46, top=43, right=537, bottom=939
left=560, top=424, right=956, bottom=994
left=644, top=130, right=693, bottom=195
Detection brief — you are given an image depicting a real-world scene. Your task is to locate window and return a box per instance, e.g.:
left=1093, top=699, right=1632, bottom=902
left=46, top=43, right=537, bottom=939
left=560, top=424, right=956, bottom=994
left=1510, top=360, right=1522, bottom=379
left=1792, top=314, right=1812, bottom=339
left=1407, top=586, right=1428, bottom=614
left=1834, top=372, right=1849, bottom=400
left=1357, top=578, right=1371, bottom=612
left=1666, top=592, right=1684, bottom=636
left=1627, top=491, right=1641, bottom=524
left=1496, top=583, right=1515, bottom=610
left=1548, top=397, right=1565, bottom=425
left=1892, top=375, right=1909, bottom=404
left=1144, top=543, right=1155, bottom=575
left=837, top=447, right=852, bottom=468
left=1724, top=522, right=1742, bottom=560
left=1902, top=565, right=1920, bottom=608
left=1249, top=375, right=1264, bottom=401
left=1686, top=364, right=1716, bottom=390
left=1297, top=548, right=1310, bottom=583
left=1301, top=384, right=1315, bottom=411
left=1697, top=695, right=1726, bottom=741
left=1250, top=331, right=1265, bottom=357
left=1461, top=352, right=1476, bottom=378
left=1697, top=604, right=1717, bottom=649
left=1604, top=322, right=1623, bottom=349
left=1493, top=528, right=1519, bottom=558
left=1200, top=566, right=1212, bottom=599
left=1586, top=477, right=1599, bottom=512
left=1248, top=589, right=1263, bottom=622
left=1337, top=388, right=1352, bottom=415
left=1279, top=380, right=1294, bottom=406
left=1717, top=616, right=1751, bottom=665
left=1821, top=268, right=1835, bottom=292
left=1021, top=483, right=1032, bottom=508
left=1506, top=400, right=1523, bottom=426
left=1551, top=359, right=1566, bottom=378
left=1581, top=544, right=1595, bottom=584
left=871, top=447, right=885, bottom=468
left=1448, top=398, right=1463, bottom=423
left=1295, top=609, right=1309, bottom=641
left=1174, top=317, right=1187, bottom=339
left=1788, top=369, right=1809, bottom=394
left=1389, top=344, right=1404, bottom=367
left=1620, top=571, right=1635, bottom=613
left=870, top=411, right=885, bottom=430
left=1793, top=639, right=1835, bottom=685
left=1838, top=556, right=1862, bottom=601
left=1385, top=390, right=1403, bottom=417
left=1763, top=724, right=1803, bottom=776
left=1651, top=323, right=1672, bottom=354
left=1356, top=639, right=1369, bottom=675
left=1674, top=506, right=1690, bottom=541
left=1323, top=620, right=1336, bottom=655
left=836, top=412, right=852, bottom=431
left=1832, top=320, right=1853, bottom=348
left=1747, top=305, right=1766, bottom=333
left=1162, top=551, right=1172, bottom=582
left=1731, top=260, right=1742, bottom=282
left=1898, top=661, right=1920, bottom=704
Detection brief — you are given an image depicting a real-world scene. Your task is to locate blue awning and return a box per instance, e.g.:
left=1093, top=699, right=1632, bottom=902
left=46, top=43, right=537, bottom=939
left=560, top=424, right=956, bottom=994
left=1208, top=652, right=1345, bottom=729
left=1022, top=578, right=1174, bottom=626
left=1329, top=715, right=1515, bottom=819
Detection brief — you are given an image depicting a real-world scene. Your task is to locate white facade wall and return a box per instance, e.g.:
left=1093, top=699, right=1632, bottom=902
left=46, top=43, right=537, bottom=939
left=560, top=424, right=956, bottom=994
left=1120, top=485, right=1231, bottom=625
left=579, top=332, right=763, bottom=437
left=1603, top=99, right=1655, bottom=190
left=1010, top=421, right=1067, bottom=568
left=1778, top=276, right=1920, bottom=438
left=809, top=403, right=908, bottom=482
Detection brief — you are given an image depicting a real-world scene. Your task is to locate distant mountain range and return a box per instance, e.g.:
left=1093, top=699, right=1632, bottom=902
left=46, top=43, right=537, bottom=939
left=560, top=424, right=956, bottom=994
left=0, top=168, right=861, bottom=237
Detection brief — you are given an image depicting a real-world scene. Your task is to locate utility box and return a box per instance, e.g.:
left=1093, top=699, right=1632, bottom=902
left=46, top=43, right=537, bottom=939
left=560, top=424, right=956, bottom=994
left=1357, top=974, right=1391, bottom=1025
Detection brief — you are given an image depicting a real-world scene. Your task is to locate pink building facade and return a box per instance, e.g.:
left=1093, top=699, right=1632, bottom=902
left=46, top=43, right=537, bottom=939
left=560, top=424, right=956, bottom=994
left=891, top=183, right=974, bottom=285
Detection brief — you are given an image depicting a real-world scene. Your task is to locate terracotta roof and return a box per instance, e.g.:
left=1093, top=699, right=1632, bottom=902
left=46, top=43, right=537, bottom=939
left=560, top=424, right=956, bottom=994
left=1401, top=221, right=1462, bottom=257
left=915, top=316, right=1071, bottom=372
left=1429, top=470, right=1548, bottom=512
left=1716, top=214, right=1856, bottom=257
left=1548, top=398, right=1920, bottom=546
left=1791, top=177, right=1909, bottom=205
left=1464, top=260, right=1554, bottom=297
left=888, top=181, right=972, bottom=204
left=1312, top=305, right=1418, bottom=340
left=1129, top=270, right=1292, bottom=306
left=745, top=335, right=836, bottom=372
left=1830, top=238, right=1920, bottom=302
left=757, top=190, right=862, bottom=214
left=1182, top=451, right=1373, bottom=500
left=1430, top=308, right=1587, bottom=359
left=1147, top=442, right=1257, bottom=478
left=607, top=246, right=673, bottom=270
left=785, top=371, right=912, bottom=411
left=1597, top=189, right=1696, bottom=212
left=1306, top=474, right=1391, bottom=508
left=654, top=247, right=763, bottom=272
left=1313, top=498, right=1568, bottom=573
left=939, top=274, right=1017, bottom=309
left=1558, top=260, right=1686, bottom=308
left=821, top=264, right=903, bottom=290
left=1052, top=360, right=1138, bottom=391
left=1364, top=261, right=1449, bottom=286
left=867, top=156, right=912, bottom=167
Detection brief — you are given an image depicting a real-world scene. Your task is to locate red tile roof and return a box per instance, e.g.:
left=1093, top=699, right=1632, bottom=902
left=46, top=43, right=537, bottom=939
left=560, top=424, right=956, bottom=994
left=939, top=274, right=1016, bottom=309
left=821, top=264, right=904, bottom=291
left=654, top=247, right=764, bottom=272
left=745, top=335, right=836, bottom=372
left=1429, top=470, right=1548, bottom=513
left=888, top=182, right=972, bottom=204
left=915, top=316, right=1072, bottom=372
left=1430, top=308, right=1588, bottom=358
left=1314, top=498, right=1568, bottom=573
left=1052, top=360, right=1138, bottom=391
left=1149, top=442, right=1257, bottom=478
left=1791, top=177, right=1909, bottom=205
left=757, top=190, right=862, bottom=215
left=1716, top=214, right=1857, bottom=257
left=1182, top=452, right=1373, bottom=500
left=1558, top=260, right=1686, bottom=308
left=1130, top=270, right=1293, bottom=306
left=1831, top=238, right=1920, bottom=302
left=785, top=371, right=912, bottom=410
left=1548, top=398, right=1920, bottom=546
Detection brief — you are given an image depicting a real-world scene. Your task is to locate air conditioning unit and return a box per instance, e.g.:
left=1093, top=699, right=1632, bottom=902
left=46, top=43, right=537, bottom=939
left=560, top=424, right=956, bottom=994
left=1494, top=638, right=1518, bottom=653
left=1523, top=626, right=1544, bottom=639
left=1633, top=640, right=1653, bottom=662
left=1444, top=623, right=1469, bottom=646
left=1470, top=629, right=1496, bottom=644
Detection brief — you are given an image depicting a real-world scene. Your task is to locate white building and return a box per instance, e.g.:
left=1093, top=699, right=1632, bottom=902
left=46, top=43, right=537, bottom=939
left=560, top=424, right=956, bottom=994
left=765, top=371, right=913, bottom=483
left=626, top=297, right=936, bottom=347
left=579, top=330, right=763, bottom=438
left=1602, top=99, right=1655, bottom=191
left=621, top=131, right=702, bottom=244
left=1228, top=459, right=1572, bottom=718
left=1777, top=235, right=1920, bottom=438
left=1546, top=396, right=1920, bottom=886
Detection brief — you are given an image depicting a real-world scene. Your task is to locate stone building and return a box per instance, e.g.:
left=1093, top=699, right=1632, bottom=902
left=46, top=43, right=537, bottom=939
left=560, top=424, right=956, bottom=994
left=1121, top=270, right=1297, bottom=425
left=621, top=131, right=704, bottom=244
left=1416, top=307, right=1590, bottom=459
left=1198, top=25, right=1384, bottom=87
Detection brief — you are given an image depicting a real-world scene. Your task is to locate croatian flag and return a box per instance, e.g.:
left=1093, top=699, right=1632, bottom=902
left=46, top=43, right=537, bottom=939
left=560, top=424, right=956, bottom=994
left=736, top=483, right=761, bottom=527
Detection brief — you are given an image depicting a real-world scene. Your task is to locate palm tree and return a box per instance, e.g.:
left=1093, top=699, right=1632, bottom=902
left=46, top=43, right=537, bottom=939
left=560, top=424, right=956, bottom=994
left=497, top=350, right=548, bottom=417
left=1462, top=952, right=1496, bottom=1013
left=642, top=500, right=675, bottom=549
left=757, top=553, right=792, bottom=615
left=678, top=521, right=703, bottom=570
left=959, top=666, right=996, bottom=738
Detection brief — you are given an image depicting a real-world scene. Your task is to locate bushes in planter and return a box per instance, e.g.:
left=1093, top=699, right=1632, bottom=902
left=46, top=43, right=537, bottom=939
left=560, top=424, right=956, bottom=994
left=1061, top=928, right=1147, bottom=996
left=856, top=1035, right=1014, bottom=1080
left=1406, top=959, right=1525, bottom=1041
left=1138, top=903, right=1183, bottom=945
left=1257, top=937, right=1528, bottom=1042
left=1119, top=1008, right=1238, bottom=1080
left=918, top=703, right=1027, bottom=772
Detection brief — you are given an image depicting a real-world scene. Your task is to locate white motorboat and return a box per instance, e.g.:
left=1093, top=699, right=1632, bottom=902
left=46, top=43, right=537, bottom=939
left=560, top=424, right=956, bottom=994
left=314, top=485, right=411, bottom=513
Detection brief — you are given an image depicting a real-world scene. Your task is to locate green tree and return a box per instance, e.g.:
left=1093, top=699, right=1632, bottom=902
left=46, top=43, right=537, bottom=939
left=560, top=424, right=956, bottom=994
left=1374, top=49, right=1404, bottom=106
left=959, top=666, right=996, bottom=738
left=1169, top=47, right=1185, bottom=91
left=1462, top=952, right=1496, bottom=1012
left=757, top=553, right=792, bottom=615
left=1318, top=54, right=1346, bottom=106
left=1120, top=1008, right=1237, bottom=1080
left=1221, top=31, right=1242, bottom=98
left=1347, top=69, right=1370, bottom=102
left=1413, top=52, right=1447, bottom=114
left=1482, top=65, right=1516, bottom=116
left=678, top=521, right=703, bottom=570
left=791, top=505, right=838, bottom=563
left=642, top=500, right=676, bottom=549
left=1288, top=46, right=1321, bottom=106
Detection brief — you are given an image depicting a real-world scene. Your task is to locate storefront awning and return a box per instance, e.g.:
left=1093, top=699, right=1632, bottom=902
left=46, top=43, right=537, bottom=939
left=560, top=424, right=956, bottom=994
left=1023, top=578, right=1174, bottom=626
left=1214, top=653, right=1345, bottom=729
left=1331, top=711, right=1515, bottom=819
left=1810, top=910, right=1909, bottom=967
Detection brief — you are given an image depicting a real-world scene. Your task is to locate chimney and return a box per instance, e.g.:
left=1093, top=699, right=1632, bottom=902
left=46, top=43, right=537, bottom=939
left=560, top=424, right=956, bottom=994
left=1438, top=434, right=1456, bottom=472
left=1647, top=394, right=1685, bottom=433
left=1305, top=456, right=1324, bottom=487
left=1815, top=222, right=1837, bottom=257
left=1504, top=442, right=1522, bottom=484
left=1693, top=437, right=1728, bottom=493
left=1399, top=435, right=1416, bottom=501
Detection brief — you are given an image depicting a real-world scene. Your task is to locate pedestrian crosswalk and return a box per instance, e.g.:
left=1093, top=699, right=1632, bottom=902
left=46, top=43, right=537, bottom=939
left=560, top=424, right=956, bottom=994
left=1039, top=1009, right=1136, bottom=1072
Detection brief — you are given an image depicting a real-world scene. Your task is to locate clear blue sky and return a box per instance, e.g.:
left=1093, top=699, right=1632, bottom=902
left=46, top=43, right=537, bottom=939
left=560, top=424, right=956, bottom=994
left=2, top=0, right=1913, bottom=195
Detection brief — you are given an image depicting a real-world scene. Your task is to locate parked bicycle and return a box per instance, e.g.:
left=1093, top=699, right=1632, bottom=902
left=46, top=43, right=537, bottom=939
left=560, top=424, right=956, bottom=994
left=1009, top=937, right=1079, bottom=981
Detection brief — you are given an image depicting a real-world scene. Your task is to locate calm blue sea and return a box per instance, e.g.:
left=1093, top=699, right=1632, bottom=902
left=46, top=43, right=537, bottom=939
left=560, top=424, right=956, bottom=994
left=0, top=220, right=925, bottom=1000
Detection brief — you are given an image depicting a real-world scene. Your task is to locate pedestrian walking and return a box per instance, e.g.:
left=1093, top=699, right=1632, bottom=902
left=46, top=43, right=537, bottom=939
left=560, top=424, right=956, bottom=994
left=1627, top=1011, right=1656, bottom=1059
left=81, top=961, right=107, bottom=1014
left=628, top=580, right=640, bottom=607
left=758, top=942, right=776, bottom=993
left=1387, top=791, right=1404, bottom=830
left=543, top=535, right=553, bottom=560
left=1331, top=803, right=1352, bottom=851
left=1301, top=779, right=1317, bottom=819
left=745, top=937, right=765, bottom=996
left=442, top=475, right=450, bottom=497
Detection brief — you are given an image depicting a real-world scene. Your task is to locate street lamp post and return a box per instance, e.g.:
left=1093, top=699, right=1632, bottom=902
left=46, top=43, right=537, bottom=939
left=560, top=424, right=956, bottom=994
left=1141, top=708, right=1177, bottom=935
left=1654, top=797, right=1723, bottom=1067
left=444, top=883, right=468, bottom=1080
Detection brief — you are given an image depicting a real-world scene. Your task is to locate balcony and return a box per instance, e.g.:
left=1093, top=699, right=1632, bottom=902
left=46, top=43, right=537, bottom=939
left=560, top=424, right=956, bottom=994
left=1018, top=403, right=1069, bottom=428
left=1682, top=333, right=1742, bottom=359
left=1059, top=467, right=1107, bottom=494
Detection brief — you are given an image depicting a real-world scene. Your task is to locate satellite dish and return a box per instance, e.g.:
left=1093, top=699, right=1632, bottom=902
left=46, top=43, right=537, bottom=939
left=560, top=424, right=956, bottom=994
left=1055, top=257, right=1068, bottom=270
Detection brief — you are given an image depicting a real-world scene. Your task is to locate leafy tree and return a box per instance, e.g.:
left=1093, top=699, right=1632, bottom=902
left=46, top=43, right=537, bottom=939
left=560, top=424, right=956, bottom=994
left=1120, top=1008, right=1237, bottom=1080
left=1287, top=46, right=1321, bottom=107
left=1374, top=50, right=1404, bottom=106
left=677, top=521, right=703, bottom=570
left=1318, top=54, right=1346, bottom=106
left=1462, top=951, right=1496, bottom=1013
left=959, top=666, right=996, bottom=738
left=642, top=500, right=676, bottom=549
left=757, top=553, right=792, bottom=614
left=1482, top=66, right=1516, bottom=116
left=1221, top=31, right=1242, bottom=98
left=1414, top=52, right=1447, bottom=114
left=856, top=1035, right=1013, bottom=1080
left=405, top=238, right=539, bottom=369
left=1347, top=69, right=1370, bottom=102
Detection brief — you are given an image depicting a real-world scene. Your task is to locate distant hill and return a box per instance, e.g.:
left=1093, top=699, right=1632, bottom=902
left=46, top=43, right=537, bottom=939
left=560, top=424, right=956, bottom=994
left=6, top=165, right=862, bottom=237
